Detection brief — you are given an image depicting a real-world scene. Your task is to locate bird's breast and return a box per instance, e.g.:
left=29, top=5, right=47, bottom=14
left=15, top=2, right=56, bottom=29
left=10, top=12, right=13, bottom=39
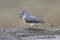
left=23, top=16, right=27, bottom=24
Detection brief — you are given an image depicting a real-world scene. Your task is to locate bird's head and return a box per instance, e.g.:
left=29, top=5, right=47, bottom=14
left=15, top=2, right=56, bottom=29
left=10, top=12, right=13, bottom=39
left=20, top=10, right=30, bottom=17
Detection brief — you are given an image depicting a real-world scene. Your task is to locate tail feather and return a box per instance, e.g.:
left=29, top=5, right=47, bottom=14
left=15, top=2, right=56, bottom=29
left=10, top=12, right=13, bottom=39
left=44, top=22, right=54, bottom=27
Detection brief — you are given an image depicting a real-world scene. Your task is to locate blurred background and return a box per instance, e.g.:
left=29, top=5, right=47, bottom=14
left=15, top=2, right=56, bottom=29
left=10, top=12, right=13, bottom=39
left=0, top=0, right=60, bottom=29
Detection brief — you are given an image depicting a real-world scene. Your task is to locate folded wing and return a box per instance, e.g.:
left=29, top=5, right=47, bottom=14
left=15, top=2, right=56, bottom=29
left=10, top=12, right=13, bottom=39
left=24, top=16, right=44, bottom=23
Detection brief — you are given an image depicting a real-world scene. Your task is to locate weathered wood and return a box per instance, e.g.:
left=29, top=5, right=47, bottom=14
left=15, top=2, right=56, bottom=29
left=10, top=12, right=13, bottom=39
left=0, top=28, right=60, bottom=40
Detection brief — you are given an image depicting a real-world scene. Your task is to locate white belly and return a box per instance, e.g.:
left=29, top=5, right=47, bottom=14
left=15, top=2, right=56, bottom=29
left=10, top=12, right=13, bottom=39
left=23, top=16, right=27, bottom=24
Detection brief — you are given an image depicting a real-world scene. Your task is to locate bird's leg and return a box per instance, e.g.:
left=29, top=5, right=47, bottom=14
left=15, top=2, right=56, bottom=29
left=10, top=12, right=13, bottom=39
left=32, top=24, right=38, bottom=29
left=32, top=24, right=39, bottom=33
left=35, top=25, right=38, bottom=29
left=28, top=24, right=38, bottom=29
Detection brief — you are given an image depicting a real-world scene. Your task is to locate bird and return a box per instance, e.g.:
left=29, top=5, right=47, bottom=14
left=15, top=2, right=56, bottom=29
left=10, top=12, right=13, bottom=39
left=20, top=10, right=54, bottom=29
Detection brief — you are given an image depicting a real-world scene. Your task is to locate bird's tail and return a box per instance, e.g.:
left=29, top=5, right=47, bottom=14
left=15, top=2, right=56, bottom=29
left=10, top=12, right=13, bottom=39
left=44, top=22, right=54, bottom=27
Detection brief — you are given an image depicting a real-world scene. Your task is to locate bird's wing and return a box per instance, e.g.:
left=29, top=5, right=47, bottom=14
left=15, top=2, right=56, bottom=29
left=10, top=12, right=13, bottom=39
left=24, top=16, right=44, bottom=23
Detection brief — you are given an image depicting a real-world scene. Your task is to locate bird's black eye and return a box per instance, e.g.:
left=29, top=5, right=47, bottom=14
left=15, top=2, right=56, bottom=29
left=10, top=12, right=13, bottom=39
left=20, top=12, right=24, bottom=15
left=22, top=12, right=24, bottom=15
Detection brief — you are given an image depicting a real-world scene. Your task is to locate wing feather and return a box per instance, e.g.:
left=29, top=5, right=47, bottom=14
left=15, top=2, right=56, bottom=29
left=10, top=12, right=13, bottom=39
left=24, top=16, right=44, bottom=23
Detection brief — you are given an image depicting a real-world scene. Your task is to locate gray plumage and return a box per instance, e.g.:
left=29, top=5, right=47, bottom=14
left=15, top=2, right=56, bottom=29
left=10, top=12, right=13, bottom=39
left=24, top=16, right=44, bottom=23
left=20, top=10, right=44, bottom=23
left=20, top=10, right=54, bottom=28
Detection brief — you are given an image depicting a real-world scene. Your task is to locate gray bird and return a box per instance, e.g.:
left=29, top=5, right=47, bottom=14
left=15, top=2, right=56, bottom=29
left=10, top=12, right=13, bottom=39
left=20, top=10, right=54, bottom=28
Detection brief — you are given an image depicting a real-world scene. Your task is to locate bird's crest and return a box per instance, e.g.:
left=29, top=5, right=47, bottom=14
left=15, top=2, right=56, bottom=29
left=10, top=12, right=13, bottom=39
left=22, top=9, right=30, bottom=16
